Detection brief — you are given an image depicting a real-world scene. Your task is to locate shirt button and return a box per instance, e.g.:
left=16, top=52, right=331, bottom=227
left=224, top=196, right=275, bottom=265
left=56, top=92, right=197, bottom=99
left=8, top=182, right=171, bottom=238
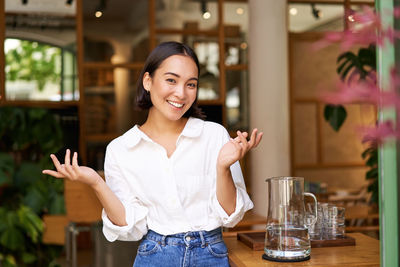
left=185, top=236, right=191, bottom=242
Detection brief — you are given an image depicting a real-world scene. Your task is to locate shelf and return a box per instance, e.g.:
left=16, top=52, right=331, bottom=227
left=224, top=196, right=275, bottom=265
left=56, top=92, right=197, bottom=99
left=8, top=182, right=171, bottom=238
left=85, top=86, right=114, bottom=94
left=198, top=99, right=224, bottom=106
left=225, top=64, right=248, bottom=71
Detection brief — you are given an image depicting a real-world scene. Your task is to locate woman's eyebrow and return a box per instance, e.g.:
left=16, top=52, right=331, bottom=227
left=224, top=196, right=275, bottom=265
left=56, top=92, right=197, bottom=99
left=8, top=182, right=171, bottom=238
left=164, top=72, right=198, bottom=82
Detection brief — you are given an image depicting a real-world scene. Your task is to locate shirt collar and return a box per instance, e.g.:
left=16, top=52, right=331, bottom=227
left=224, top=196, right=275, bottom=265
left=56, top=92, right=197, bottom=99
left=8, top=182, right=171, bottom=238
left=122, top=117, right=204, bottom=148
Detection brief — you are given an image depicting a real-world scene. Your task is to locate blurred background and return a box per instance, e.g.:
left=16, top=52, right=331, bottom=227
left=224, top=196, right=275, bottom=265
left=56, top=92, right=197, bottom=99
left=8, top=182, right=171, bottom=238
left=0, top=0, right=397, bottom=266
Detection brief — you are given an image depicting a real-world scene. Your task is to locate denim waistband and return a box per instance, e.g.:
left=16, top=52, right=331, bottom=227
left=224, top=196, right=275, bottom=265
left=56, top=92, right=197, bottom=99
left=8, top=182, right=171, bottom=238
left=144, top=228, right=223, bottom=248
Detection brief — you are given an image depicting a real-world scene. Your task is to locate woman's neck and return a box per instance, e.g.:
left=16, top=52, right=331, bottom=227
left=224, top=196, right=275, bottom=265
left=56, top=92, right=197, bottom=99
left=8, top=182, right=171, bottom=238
left=140, top=109, right=188, bottom=138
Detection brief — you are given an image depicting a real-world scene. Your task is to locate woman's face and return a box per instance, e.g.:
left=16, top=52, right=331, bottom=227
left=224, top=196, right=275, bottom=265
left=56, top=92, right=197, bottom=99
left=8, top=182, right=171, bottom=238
left=143, top=55, right=198, bottom=122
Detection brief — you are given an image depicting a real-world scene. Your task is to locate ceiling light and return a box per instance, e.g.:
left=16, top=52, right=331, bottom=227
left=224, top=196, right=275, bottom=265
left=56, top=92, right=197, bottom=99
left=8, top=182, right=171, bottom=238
left=95, top=0, right=106, bottom=18
left=203, top=11, right=211, bottom=20
left=289, top=7, right=298, bottom=16
left=236, top=8, right=244, bottom=15
left=311, top=4, right=322, bottom=19
left=95, top=11, right=103, bottom=18
left=240, top=42, right=247, bottom=50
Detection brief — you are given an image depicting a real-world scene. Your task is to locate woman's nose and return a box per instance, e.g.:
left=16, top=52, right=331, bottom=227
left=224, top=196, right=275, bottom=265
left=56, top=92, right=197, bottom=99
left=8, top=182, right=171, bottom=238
left=174, top=84, right=186, bottom=98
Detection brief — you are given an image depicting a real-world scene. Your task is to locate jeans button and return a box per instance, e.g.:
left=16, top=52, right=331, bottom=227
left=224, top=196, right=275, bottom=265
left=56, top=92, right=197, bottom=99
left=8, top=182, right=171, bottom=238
left=185, top=236, right=191, bottom=242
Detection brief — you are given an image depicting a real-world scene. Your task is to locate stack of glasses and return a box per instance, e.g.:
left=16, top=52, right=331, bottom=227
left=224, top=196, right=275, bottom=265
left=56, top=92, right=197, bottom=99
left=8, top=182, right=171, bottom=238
left=306, top=202, right=346, bottom=240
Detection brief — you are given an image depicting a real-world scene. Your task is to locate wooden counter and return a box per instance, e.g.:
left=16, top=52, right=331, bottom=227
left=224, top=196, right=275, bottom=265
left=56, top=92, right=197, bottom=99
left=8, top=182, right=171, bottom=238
left=225, top=233, right=380, bottom=267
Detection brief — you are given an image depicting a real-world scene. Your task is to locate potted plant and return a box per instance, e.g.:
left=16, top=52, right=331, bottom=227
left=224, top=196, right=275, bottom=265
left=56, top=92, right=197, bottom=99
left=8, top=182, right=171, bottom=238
left=0, top=107, right=65, bottom=267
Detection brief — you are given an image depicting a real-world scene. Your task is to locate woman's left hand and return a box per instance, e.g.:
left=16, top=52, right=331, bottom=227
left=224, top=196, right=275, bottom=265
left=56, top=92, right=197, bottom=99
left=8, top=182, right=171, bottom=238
left=217, top=129, right=263, bottom=170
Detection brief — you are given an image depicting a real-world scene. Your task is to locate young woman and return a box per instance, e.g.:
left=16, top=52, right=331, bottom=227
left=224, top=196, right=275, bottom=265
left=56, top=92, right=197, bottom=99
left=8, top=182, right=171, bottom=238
left=43, top=41, right=262, bottom=266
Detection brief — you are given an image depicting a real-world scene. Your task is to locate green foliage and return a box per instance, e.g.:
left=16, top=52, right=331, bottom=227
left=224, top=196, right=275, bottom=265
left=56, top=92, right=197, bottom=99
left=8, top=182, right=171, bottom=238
left=0, top=107, right=65, bottom=266
left=323, top=105, right=347, bottom=132
left=337, top=45, right=376, bottom=81
left=324, top=44, right=378, bottom=204
left=5, top=39, right=61, bottom=91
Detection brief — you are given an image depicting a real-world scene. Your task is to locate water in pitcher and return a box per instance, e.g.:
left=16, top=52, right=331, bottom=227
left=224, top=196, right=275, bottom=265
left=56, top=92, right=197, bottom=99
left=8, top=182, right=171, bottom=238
left=264, top=225, right=311, bottom=260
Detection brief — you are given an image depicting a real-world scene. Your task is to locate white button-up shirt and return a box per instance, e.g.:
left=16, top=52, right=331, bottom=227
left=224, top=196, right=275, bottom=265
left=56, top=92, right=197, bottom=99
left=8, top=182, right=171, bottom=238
left=102, top=117, right=253, bottom=242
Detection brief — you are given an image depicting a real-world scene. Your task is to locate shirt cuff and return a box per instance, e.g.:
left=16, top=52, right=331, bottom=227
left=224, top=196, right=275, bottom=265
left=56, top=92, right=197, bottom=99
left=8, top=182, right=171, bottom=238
left=211, top=187, right=254, bottom=228
left=102, top=202, right=148, bottom=242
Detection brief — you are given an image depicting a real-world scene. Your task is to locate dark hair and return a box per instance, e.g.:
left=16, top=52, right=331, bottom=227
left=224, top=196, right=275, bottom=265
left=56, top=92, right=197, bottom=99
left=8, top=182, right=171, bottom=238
left=135, top=41, right=205, bottom=119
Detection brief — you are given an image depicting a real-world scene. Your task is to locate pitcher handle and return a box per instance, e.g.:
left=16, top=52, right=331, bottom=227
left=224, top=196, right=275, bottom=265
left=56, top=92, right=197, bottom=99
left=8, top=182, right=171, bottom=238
left=304, top=192, right=318, bottom=226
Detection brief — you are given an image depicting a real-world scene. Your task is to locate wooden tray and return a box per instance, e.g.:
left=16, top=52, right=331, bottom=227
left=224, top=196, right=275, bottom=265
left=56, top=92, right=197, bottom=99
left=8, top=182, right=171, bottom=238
left=237, top=231, right=356, bottom=251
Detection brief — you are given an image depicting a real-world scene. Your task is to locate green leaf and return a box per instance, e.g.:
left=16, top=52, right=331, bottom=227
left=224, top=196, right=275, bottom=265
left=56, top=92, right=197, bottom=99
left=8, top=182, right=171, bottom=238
left=0, top=227, right=24, bottom=250
left=21, top=252, right=37, bottom=264
left=324, top=105, right=347, bottom=132
left=366, top=152, right=378, bottom=167
left=366, top=167, right=378, bottom=179
left=361, top=147, right=375, bottom=159
left=14, top=162, right=42, bottom=188
left=48, top=193, right=66, bottom=214
left=2, top=255, right=17, bottom=267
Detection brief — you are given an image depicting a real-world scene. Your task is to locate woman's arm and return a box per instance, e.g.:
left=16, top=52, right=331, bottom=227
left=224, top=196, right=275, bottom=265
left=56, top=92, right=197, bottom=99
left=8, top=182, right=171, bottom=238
left=216, top=129, right=263, bottom=215
left=42, top=149, right=127, bottom=226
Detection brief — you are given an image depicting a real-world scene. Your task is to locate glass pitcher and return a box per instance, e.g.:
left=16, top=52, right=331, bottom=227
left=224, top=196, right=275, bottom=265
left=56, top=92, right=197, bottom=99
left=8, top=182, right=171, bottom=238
left=263, top=176, right=317, bottom=262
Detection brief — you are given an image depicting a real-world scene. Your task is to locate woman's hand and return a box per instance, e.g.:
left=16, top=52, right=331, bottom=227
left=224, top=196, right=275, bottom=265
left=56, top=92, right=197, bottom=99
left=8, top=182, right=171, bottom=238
left=217, top=129, right=263, bottom=170
left=42, top=149, right=103, bottom=188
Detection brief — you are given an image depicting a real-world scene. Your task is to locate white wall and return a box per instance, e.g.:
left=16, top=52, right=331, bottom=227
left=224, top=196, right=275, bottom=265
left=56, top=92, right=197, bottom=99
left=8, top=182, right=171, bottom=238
left=248, top=0, right=291, bottom=216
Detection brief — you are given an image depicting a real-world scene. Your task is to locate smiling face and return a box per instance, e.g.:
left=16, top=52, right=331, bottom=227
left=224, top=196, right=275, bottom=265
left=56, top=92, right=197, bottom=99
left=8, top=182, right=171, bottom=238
left=143, top=55, right=198, bottom=122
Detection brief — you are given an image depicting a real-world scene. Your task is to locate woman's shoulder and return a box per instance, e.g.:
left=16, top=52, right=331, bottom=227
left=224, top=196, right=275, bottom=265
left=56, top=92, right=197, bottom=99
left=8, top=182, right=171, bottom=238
left=189, top=117, right=228, bottom=137
left=106, top=125, right=141, bottom=152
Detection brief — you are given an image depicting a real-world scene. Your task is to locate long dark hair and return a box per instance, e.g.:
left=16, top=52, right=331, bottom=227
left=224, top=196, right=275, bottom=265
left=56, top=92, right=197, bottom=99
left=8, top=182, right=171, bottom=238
left=135, top=41, right=205, bottom=119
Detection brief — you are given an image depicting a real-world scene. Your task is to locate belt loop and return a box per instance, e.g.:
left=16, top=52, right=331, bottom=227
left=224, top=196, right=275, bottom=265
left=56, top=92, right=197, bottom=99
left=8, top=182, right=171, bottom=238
left=199, top=231, right=206, bottom=248
left=161, top=235, right=166, bottom=246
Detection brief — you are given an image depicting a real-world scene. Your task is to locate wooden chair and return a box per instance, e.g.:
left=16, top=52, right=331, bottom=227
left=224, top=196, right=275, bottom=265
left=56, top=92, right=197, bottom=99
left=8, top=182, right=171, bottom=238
left=42, top=215, right=69, bottom=245
left=64, top=179, right=103, bottom=267
left=344, top=204, right=379, bottom=239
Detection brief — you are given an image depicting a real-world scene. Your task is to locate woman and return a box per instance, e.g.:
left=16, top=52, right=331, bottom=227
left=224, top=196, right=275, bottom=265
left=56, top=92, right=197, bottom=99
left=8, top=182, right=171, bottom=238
left=43, top=41, right=262, bottom=266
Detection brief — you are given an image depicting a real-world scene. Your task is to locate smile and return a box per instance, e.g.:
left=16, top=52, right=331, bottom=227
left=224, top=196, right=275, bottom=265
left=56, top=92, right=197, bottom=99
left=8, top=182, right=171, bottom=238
left=167, top=100, right=184, bottom=108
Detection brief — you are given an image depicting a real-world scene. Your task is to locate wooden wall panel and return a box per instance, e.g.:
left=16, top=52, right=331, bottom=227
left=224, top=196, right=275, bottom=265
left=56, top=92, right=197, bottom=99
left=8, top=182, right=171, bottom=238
left=291, top=34, right=340, bottom=99
left=321, top=104, right=376, bottom=164
left=293, top=104, right=318, bottom=165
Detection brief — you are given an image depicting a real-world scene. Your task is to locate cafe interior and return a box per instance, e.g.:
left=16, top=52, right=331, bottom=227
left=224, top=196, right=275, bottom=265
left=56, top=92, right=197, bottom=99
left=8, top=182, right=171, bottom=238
left=0, top=0, right=398, bottom=266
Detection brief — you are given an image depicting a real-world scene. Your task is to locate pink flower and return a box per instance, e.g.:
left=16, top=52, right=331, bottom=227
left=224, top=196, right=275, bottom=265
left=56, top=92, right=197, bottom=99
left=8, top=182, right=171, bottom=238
left=313, top=6, right=400, bottom=51
left=358, top=121, right=400, bottom=145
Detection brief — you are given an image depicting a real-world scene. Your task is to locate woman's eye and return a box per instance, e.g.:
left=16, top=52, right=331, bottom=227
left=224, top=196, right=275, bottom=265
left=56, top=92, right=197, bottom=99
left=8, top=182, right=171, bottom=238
left=166, top=78, right=176, bottom=83
left=188, top=83, right=197, bottom=88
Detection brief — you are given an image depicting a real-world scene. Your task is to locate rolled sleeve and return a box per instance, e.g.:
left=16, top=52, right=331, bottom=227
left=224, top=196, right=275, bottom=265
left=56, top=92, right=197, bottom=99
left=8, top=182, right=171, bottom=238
left=210, top=161, right=254, bottom=228
left=102, top=144, right=149, bottom=241
left=102, top=198, right=148, bottom=241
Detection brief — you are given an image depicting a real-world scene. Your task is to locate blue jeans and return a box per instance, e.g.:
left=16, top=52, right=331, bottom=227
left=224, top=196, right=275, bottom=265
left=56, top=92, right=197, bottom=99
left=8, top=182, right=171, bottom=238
left=133, top=228, right=230, bottom=267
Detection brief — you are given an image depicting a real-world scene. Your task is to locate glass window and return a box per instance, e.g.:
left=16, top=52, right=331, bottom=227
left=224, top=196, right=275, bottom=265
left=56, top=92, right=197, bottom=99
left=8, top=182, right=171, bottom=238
left=226, top=69, right=248, bottom=131
left=5, top=38, right=78, bottom=101
left=224, top=2, right=248, bottom=65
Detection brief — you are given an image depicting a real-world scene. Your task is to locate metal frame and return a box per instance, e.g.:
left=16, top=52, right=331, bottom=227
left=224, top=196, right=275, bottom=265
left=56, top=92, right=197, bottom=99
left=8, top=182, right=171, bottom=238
left=376, top=0, right=399, bottom=266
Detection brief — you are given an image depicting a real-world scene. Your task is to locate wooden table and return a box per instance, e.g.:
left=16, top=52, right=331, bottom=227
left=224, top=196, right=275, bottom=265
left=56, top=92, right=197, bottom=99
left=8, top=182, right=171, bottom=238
left=225, top=233, right=380, bottom=267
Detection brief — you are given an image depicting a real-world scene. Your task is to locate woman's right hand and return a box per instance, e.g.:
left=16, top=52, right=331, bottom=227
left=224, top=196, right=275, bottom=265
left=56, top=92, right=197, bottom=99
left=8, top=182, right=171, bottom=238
left=42, top=149, right=103, bottom=188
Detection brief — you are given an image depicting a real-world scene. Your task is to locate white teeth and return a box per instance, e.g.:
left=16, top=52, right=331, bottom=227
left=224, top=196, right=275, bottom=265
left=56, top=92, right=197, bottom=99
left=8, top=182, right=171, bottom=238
left=167, top=101, right=184, bottom=108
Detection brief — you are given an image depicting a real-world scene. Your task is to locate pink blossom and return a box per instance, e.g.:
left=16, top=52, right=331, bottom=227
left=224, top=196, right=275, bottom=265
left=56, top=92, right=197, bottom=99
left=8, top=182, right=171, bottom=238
left=320, top=75, right=400, bottom=109
left=358, top=121, right=400, bottom=145
left=313, top=6, right=400, bottom=51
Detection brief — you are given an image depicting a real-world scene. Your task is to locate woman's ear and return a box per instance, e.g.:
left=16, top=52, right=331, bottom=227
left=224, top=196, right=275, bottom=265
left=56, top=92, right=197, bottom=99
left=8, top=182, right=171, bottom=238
left=143, top=72, right=151, bottom=92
